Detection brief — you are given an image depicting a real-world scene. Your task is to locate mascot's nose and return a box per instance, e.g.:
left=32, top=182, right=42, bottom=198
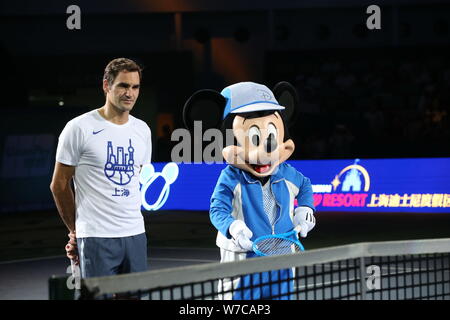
left=265, top=134, right=278, bottom=153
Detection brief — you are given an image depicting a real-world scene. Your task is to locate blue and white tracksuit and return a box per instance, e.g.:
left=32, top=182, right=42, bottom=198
left=210, top=162, right=315, bottom=299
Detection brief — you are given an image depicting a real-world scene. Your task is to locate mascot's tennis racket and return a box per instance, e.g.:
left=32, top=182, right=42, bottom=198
left=252, top=226, right=305, bottom=256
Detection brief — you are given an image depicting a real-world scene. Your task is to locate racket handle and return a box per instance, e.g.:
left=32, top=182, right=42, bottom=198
left=294, top=225, right=302, bottom=234
left=70, top=259, right=76, bottom=275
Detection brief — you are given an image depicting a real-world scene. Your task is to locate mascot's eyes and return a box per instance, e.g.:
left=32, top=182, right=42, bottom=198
left=265, top=123, right=278, bottom=153
left=268, top=123, right=277, bottom=140
left=248, top=126, right=261, bottom=146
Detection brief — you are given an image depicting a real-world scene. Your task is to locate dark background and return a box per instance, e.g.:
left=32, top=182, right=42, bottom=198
left=1, top=0, right=450, bottom=262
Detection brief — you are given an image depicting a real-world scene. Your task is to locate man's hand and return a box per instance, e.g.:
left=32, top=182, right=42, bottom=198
left=293, top=206, right=316, bottom=238
left=229, top=220, right=253, bottom=251
left=65, top=231, right=79, bottom=265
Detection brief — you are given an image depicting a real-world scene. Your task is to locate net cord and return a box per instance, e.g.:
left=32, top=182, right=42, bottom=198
left=81, top=238, right=450, bottom=298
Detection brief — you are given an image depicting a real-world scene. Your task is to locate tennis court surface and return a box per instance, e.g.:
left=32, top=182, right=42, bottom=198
left=53, top=238, right=450, bottom=300
left=0, top=247, right=219, bottom=300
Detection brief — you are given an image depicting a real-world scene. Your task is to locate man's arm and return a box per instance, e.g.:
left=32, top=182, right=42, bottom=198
left=50, top=162, right=76, bottom=232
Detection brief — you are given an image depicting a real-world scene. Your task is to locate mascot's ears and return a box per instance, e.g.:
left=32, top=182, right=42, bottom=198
left=183, top=82, right=300, bottom=131
left=183, top=89, right=226, bottom=131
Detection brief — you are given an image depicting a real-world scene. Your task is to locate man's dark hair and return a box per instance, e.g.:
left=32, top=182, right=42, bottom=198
left=103, top=58, right=142, bottom=86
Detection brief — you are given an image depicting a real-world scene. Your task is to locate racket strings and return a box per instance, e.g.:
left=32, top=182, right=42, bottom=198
left=254, top=237, right=302, bottom=256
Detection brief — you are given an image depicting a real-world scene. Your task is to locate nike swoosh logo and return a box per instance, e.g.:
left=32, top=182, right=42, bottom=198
left=93, top=129, right=105, bottom=135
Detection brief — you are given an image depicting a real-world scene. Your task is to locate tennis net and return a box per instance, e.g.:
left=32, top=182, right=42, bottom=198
left=79, top=238, right=450, bottom=300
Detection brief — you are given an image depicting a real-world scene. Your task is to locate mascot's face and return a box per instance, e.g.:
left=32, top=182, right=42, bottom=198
left=222, top=111, right=295, bottom=178
left=183, top=81, right=299, bottom=177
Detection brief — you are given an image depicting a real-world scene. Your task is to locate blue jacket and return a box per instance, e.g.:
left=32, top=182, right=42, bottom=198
left=210, top=162, right=315, bottom=253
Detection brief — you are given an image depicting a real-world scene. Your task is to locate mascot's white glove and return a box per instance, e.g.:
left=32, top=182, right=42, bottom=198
left=293, top=206, right=316, bottom=238
left=229, top=220, right=253, bottom=251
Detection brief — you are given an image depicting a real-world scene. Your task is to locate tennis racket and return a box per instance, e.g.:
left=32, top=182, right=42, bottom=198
left=252, top=226, right=305, bottom=256
left=70, top=259, right=78, bottom=276
left=66, top=233, right=80, bottom=289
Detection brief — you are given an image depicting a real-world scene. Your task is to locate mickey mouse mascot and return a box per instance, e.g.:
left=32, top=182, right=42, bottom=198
left=183, top=81, right=316, bottom=299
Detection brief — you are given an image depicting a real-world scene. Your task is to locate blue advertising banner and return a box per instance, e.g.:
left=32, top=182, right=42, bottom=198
left=141, top=158, right=450, bottom=213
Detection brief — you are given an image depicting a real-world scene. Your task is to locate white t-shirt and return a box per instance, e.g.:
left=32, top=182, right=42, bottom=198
left=56, top=109, right=152, bottom=238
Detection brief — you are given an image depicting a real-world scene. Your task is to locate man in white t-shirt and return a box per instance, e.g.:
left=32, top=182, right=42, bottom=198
left=50, top=58, right=152, bottom=278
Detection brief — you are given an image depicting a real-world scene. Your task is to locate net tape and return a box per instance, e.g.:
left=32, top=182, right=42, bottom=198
left=80, top=238, right=450, bottom=300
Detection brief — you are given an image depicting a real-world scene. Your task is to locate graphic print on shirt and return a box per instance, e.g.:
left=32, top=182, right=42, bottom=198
left=104, top=139, right=135, bottom=186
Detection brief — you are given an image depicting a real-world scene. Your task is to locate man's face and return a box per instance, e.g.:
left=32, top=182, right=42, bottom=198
left=104, top=71, right=140, bottom=112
